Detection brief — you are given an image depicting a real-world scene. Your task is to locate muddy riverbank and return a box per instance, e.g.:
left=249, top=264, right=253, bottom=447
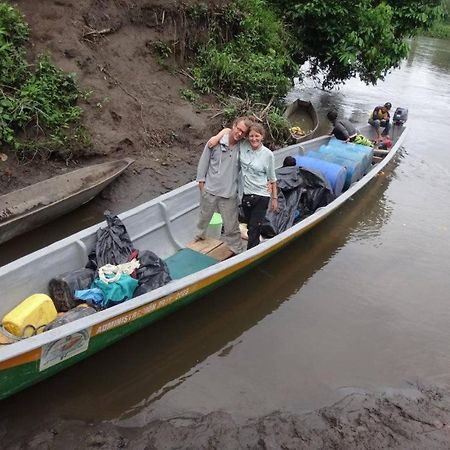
left=4, top=383, right=450, bottom=449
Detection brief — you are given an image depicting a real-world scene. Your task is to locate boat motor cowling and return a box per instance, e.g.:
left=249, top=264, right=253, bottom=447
left=393, top=107, right=408, bottom=125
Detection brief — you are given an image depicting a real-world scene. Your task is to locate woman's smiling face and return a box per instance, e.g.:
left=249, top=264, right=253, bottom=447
left=248, top=130, right=263, bottom=149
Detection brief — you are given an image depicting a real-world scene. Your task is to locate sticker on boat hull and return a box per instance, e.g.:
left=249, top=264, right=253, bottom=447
left=39, top=328, right=91, bottom=371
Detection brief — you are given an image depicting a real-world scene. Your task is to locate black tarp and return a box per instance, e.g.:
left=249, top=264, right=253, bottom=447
left=261, top=166, right=335, bottom=238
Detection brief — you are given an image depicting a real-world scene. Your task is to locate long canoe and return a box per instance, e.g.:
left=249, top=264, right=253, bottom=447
left=0, top=124, right=407, bottom=400
left=284, top=99, right=319, bottom=142
left=0, top=158, right=134, bottom=245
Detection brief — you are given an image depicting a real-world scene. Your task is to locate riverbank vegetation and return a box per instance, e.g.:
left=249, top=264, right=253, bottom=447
left=188, top=0, right=296, bottom=144
left=270, top=0, right=444, bottom=88
left=186, top=0, right=446, bottom=143
left=422, top=0, right=450, bottom=38
left=425, top=22, right=450, bottom=38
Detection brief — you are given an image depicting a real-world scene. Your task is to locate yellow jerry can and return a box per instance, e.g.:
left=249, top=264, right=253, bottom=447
left=2, top=294, right=57, bottom=338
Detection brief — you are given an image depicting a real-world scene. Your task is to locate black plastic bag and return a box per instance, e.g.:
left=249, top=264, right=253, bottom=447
left=49, top=268, right=96, bottom=312
left=134, top=250, right=172, bottom=297
left=262, top=189, right=302, bottom=237
left=298, top=168, right=335, bottom=216
left=89, top=210, right=134, bottom=270
left=261, top=166, right=304, bottom=237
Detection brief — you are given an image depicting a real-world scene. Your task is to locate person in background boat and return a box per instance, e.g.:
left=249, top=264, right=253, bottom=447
left=327, top=110, right=357, bottom=142
left=368, top=102, right=392, bottom=141
left=208, top=122, right=277, bottom=250
left=327, top=110, right=373, bottom=147
left=195, top=116, right=251, bottom=255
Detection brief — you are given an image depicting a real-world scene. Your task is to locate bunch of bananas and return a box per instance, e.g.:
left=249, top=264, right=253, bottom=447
left=289, top=126, right=305, bottom=136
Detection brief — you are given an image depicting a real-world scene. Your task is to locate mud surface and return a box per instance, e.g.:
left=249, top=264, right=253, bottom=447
left=2, top=384, right=450, bottom=449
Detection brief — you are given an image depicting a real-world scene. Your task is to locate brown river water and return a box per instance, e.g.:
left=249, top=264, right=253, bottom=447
left=1, top=37, right=450, bottom=441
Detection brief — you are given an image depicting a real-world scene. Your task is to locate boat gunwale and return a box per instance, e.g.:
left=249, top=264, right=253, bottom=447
left=0, top=126, right=407, bottom=362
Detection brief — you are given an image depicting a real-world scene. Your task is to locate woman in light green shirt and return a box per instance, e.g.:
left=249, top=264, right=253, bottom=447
left=209, top=122, right=277, bottom=249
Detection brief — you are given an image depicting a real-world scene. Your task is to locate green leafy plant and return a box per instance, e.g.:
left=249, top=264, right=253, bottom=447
left=0, top=4, right=28, bottom=86
left=151, top=40, right=172, bottom=59
left=180, top=88, right=199, bottom=103
left=424, top=21, right=450, bottom=37
left=222, top=105, right=238, bottom=122
left=0, top=4, right=28, bottom=44
left=186, top=2, right=208, bottom=21
left=422, top=1, right=450, bottom=38
left=266, top=108, right=291, bottom=143
left=0, top=3, right=88, bottom=156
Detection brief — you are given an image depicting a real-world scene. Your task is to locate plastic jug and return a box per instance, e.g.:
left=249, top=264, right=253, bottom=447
left=206, top=212, right=223, bottom=240
left=2, top=293, right=57, bottom=337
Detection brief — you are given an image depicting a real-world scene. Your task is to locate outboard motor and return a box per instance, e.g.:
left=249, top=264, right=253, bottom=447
left=393, top=107, right=408, bottom=125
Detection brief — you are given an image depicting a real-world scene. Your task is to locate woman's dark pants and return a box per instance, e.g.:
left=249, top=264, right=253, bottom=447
left=241, top=194, right=270, bottom=250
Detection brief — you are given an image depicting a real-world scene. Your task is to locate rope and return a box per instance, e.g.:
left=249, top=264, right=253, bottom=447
left=98, top=258, right=140, bottom=284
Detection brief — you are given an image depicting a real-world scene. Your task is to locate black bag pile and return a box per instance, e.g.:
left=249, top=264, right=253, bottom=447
left=49, top=211, right=172, bottom=313
left=261, top=166, right=335, bottom=238
left=134, top=250, right=172, bottom=296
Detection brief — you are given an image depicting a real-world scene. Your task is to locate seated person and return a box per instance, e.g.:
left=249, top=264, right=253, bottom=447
left=368, top=102, right=392, bottom=141
left=327, top=110, right=373, bottom=147
left=327, top=110, right=357, bottom=142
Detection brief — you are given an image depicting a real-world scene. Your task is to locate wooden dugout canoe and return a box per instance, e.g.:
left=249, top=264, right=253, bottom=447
left=0, top=158, right=134, bottom=245
left=284, top=99, right=320, bottom=142
left=0, top=124, right=407, bottom=400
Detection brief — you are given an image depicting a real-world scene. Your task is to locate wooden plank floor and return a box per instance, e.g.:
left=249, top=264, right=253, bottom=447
left=186, top=223, right=252, bottom=262
left=186, top=237, right=234, bottom=261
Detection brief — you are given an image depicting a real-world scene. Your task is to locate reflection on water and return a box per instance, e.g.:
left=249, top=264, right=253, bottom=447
left=1, top=37, right=450, bottom=434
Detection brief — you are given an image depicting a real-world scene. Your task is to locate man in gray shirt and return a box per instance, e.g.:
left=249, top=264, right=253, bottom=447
left=195, top=117, right=250, bottom=254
